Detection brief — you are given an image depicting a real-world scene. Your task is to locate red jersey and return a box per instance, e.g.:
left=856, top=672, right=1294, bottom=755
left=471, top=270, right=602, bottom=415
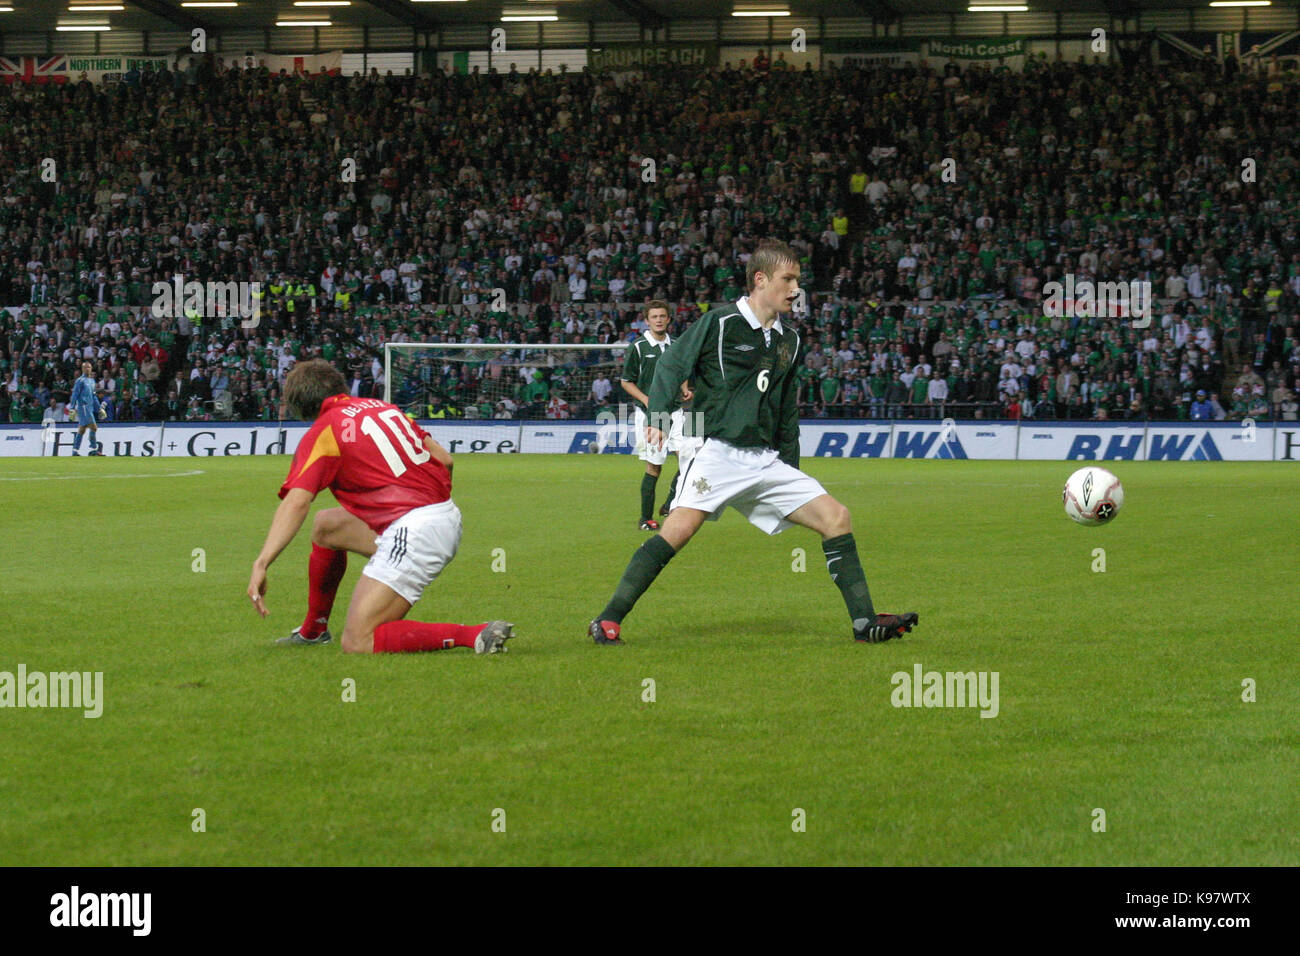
left=279, top=395, right=451, bottom=533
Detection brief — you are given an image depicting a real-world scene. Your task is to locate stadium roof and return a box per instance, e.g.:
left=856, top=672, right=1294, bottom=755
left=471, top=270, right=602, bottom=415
left=4, top=2, right=1296, bottom=35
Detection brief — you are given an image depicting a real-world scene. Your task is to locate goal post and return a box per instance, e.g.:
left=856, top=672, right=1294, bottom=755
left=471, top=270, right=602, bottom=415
left=383, top=342, right=633, bottom=454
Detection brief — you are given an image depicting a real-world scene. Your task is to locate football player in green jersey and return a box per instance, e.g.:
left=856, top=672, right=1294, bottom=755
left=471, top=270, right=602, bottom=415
left=589, top=242, right=918, bottom=646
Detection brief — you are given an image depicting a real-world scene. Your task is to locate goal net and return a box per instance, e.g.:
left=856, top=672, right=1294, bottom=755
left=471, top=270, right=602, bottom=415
left=383, top=342, right=632, bottom=454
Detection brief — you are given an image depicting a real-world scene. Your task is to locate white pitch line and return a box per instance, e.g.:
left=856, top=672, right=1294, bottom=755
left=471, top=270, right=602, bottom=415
left=0, top=469, right=206, bottom=481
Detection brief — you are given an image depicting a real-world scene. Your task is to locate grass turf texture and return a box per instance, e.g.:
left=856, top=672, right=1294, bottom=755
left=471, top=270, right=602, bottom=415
left=0, top=454, right=1296, bottom=866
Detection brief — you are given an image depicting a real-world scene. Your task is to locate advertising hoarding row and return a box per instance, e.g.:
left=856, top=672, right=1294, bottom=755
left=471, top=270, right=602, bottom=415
left=3, top=421, right=1295, bottom=461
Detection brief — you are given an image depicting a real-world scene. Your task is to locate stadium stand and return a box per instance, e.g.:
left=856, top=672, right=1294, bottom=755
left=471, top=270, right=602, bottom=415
left=2, top=53, right=1298, bottom=425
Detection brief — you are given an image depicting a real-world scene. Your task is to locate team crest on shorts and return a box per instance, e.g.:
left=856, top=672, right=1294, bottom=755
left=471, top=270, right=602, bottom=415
left=692, top=476, right=712, bottom=494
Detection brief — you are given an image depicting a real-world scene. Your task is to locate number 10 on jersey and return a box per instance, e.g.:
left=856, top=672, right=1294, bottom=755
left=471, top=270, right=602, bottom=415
left=360, top=408, right=431, bottom=476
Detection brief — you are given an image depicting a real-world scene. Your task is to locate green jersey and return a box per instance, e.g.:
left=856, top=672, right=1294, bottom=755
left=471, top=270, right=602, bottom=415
left=910, top=377, right=929, bottom=404
left=647, top=298, right=802, bottom=468
left=620, top=331, right=673, bottom=412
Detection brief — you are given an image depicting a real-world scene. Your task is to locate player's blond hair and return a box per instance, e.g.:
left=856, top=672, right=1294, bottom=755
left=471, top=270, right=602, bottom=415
left=746, top=240, right=800, bottom=292
left=284, top=359, right=347, bottom=420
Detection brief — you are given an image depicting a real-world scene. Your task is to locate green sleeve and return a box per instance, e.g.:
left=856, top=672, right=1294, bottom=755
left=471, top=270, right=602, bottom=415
left=775, top=339, right=803, bottom=469
left=621, top=342, right=640, bottom=385
left=647, top=314, right=714, bottom=425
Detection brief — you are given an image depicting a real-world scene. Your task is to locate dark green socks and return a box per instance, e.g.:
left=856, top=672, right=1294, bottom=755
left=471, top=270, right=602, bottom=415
left=600, top=534, right=677, bottom=624
left=640, top=473, right=658, bottom=522
left=822, top=533, right=876, bottom=626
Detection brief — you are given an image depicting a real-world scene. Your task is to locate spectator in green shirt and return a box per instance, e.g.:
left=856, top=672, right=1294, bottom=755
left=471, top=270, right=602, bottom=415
left=819, top=372, right=841, bottom=416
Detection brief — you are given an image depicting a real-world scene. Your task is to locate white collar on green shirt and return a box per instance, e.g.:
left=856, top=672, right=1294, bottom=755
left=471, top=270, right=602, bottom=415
left=642, top=329, right=670, bottom=348
left=738, top=296, right=783, bottom=335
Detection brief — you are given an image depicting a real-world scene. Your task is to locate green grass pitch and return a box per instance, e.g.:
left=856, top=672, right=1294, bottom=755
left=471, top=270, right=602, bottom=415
left=1, top=454, right=1296, bottom=866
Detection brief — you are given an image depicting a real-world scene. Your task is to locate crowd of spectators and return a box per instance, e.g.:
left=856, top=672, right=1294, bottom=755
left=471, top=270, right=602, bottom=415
left=2, top=49, right=1299, bottom=425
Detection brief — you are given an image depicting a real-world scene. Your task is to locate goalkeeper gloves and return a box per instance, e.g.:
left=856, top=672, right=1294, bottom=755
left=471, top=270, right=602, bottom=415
left=98, top=408, right=106, bottom=420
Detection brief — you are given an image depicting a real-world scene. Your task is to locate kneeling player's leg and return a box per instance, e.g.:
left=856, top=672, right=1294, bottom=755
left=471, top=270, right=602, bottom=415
left=340, top=575, right=501, bottom=654
left=312, top=506, right=376, bottom=555
left=596, top=506, right=708, bottom=627
left=343, top=503, right=507, bottom=654
left=785, top=494, right=878, bottom=628
left=339, top=574, right=412, bottom=653
left=299, top=507, right=375, bottom=640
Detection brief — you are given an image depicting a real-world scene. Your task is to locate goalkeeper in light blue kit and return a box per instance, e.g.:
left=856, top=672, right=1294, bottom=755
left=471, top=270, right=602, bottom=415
left=70, top=360, right=105, bottom=456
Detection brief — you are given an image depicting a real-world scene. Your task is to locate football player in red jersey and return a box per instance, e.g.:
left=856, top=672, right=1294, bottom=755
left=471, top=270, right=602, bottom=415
left=246, top=359, right=514, bottom=654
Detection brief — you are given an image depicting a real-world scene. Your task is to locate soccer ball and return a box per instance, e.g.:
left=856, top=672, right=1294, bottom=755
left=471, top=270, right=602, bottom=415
left=1062, top=466, right=1124, bottom=525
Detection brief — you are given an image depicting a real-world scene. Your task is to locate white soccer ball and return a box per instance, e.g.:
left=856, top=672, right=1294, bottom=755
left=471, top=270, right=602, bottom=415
left=1062, top=466, right=1124, bottom=525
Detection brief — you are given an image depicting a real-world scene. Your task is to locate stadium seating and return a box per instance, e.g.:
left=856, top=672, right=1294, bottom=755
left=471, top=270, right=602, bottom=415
left=2, top=57, right=1297, bottom=424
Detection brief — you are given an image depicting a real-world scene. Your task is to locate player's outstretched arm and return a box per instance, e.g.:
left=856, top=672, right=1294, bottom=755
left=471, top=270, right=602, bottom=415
left=248, top=487, right=315, bottom=617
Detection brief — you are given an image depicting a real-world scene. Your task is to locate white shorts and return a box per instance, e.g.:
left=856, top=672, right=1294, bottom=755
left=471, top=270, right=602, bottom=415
left=671, top=439, right=827, bottom=535
left=362, top=500, right=462, bottom=605
left=635, top=408, right=705, bottom=465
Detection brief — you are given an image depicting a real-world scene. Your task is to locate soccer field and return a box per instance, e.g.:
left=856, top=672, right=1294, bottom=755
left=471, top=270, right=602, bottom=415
left=1, top=455, right=1296, bottom=866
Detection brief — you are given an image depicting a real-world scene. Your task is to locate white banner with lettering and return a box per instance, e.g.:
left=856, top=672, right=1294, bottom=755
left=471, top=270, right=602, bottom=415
left=1, top=421, right=1295, bottom=460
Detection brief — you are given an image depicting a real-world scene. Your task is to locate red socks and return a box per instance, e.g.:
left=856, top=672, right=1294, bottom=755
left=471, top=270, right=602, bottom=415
left=300, top=544, right=485, bottom=653
left=373, top=621, right=487, bottom=654
left=300, top=544, right=348, bottom=639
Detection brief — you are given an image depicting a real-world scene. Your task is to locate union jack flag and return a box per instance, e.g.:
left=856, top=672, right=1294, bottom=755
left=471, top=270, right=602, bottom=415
left=0, top=56, right=69, bottom=85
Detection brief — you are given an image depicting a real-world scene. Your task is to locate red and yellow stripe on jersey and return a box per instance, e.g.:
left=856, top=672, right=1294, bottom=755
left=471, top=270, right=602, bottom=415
left=279, top=394, right=451, bottom=534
